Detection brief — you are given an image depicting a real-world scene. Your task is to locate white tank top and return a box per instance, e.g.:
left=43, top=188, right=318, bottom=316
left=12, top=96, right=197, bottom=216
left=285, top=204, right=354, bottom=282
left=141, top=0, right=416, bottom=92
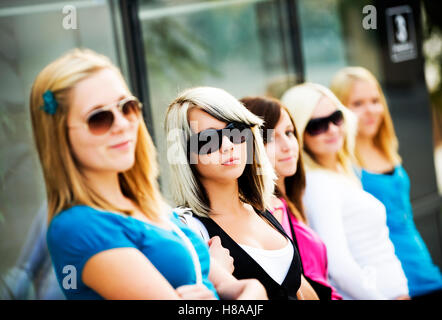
left=239, top=240, right=294, bottom=285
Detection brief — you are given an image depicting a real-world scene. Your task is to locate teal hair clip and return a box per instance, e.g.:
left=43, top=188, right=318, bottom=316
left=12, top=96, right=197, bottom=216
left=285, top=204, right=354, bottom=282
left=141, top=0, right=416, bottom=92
left=40, top=90, right=58, bottom=115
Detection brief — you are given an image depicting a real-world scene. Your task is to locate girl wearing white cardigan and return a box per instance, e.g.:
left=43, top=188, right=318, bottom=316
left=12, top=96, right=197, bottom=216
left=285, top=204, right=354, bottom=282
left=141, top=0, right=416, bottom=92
left=281, top=83, right=409, bottom=300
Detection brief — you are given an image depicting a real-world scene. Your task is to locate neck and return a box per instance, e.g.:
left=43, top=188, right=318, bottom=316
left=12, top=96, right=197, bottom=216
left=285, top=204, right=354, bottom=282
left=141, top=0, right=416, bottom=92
left=276, top=175, right=286, bottom=196
left=200, top=178, right=244, bottom=217
left=82, top=169, right=129, bottom=207
left=315, top=153, right=340, bottom=172
left=356, top=134, right=376, bottom=150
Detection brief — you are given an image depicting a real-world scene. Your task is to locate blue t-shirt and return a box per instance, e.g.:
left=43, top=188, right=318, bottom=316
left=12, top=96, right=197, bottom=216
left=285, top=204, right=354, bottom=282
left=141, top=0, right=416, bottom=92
left=361, top=165, right=442, bottom=297
left=47, top=205, right=218, bottom=299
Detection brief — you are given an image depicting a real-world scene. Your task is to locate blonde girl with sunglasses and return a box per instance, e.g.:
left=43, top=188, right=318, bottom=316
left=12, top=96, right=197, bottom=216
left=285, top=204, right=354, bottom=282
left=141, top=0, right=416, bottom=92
left=30, top=49, right=265, bottom=300
left=281, top=83, right=409, bottom=300
left=165, top=86, right=319, bottom=300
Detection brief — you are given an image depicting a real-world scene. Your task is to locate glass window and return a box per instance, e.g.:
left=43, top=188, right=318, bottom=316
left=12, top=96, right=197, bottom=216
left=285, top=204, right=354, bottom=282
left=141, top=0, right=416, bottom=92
left=297, top=0, right=348, bottom=86
left=138, top=0, right=300, bottom=198
left=298, top=0, right=441, bottom=267
left=0, top=0, right=125, bottom=299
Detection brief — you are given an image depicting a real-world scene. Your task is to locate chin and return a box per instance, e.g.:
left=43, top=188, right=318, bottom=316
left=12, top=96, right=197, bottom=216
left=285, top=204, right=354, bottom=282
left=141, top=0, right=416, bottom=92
left=325, top=142, right=343, bottom=154
left=362, top=128, right=379, bottom=139
left=116, top=158, right=136, bottom=172
left=278, top=166, right=297, bottom=178
left=219, top=167, right=244, bottom=181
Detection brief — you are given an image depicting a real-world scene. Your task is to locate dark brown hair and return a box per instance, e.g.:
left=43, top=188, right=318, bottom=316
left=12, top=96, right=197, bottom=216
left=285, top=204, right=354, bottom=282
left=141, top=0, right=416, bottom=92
left=240, top=96, right=307, bottom=222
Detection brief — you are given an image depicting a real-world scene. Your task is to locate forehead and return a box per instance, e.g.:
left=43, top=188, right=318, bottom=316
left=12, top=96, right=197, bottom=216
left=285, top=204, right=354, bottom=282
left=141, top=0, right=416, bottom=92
left=187, top=107, right=227, bottom=133
left=350, top=79, right=380, bottom=98
left=311, top=95, right=338, bottom=118
left=69, top=68, right=129, bottom=116
left=275, top=109, right=293, bottom=129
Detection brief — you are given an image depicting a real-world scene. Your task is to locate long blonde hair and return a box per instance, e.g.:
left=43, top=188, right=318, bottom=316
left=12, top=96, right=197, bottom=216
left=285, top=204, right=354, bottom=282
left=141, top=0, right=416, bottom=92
left=330, top=66, right=401, bottom=167
left=30, top=48, right=165, bottom=222
left=165, top=86, right=276, bottom=217
left=281, top=83, right=359, bottom=179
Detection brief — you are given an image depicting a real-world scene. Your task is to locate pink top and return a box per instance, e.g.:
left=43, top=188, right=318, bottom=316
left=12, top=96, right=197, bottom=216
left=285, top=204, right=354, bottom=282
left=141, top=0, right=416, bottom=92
left=273, top=198, right=343, bottom=300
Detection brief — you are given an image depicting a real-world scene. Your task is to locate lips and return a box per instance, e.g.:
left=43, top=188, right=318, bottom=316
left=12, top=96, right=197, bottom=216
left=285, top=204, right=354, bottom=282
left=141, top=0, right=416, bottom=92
left=110, top=140, right=131, bottom=149
left=222, top=157, right=240, bottom=165
left=364, top=119, right=378, bottom=126
left=325, top=138, right=339, bottom=144
left=279, top=156, right=294, bottom=162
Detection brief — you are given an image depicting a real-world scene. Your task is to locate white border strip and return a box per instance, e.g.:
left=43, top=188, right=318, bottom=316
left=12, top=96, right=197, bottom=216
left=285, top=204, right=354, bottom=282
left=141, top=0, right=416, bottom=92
left=0, top=0, right=106, bottom=18
left=139, top=0, right=270, bottom=21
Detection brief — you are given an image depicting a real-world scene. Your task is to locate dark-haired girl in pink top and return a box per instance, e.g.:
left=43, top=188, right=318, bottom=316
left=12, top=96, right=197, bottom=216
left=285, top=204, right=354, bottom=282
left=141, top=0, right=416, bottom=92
left=241, top=96, right=342, bottom=300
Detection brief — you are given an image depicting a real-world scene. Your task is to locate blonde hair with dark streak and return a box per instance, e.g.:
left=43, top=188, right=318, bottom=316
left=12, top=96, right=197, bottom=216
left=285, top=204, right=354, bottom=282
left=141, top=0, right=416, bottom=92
left=30, top=48, right=165, bottom=222
left=165, top=87, right=276, bottom=217
left=330, top=66, right=401, bottom=167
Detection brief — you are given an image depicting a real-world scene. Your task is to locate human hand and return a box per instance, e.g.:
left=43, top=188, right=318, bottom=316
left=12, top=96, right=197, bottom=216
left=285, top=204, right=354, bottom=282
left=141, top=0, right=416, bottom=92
left=176, top=284, right=217, bottom=300
left=297, top=275, right=319, bottom=300
left=208, top=236, right=234, bottom=274
left=216, top=279, right=268, bottom=300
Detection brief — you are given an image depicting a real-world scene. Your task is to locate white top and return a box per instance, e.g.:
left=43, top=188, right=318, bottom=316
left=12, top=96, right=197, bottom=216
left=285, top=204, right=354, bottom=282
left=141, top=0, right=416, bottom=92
left=303, top=170, right=409, bottom=300
left=239, top=240, right=294, bottom=285
left=176, top=209, right=293, bottom=285
left=177, top=211, right=211, bottom=242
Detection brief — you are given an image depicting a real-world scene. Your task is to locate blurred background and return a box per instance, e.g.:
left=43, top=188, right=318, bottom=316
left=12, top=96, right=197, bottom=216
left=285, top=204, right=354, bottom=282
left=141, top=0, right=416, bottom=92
left=0, top=0, right=441, bottom=299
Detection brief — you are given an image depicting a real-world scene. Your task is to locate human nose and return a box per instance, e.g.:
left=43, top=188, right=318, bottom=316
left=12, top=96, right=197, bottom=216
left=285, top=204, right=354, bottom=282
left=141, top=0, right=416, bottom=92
left=110, top=107, right=131, bottom=132
left=328, top=122, right=340, bottom=133
left=280, top=135, right=291, bottom=151
left=221, top=135, right=234, bottom=153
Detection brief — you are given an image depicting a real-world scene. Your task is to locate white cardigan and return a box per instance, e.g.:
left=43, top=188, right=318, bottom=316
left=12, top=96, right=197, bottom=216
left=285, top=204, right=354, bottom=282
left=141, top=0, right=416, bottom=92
left=303, top=169, right=409, bottom=300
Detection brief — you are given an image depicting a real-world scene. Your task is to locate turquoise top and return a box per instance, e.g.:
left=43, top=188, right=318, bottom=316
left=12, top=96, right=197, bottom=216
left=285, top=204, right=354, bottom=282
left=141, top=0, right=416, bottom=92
left=360, top=165, right=442, bottom=297
left=47, top=205, right=218, bottom=300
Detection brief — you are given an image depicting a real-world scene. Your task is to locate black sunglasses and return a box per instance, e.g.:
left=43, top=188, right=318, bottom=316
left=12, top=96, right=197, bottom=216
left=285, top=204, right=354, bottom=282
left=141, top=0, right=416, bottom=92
left=305, top=110, right=344, bottom=136
left=70, top=96, right=142, bottom=135
left=188, top=122, right=252, bottom=155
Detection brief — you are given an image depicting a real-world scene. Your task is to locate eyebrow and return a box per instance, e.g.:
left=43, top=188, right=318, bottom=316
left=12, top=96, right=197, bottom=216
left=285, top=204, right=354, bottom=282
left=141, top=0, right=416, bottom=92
left=195, top=122, right=232, bottom=134
left=310, top=110, right=338, bottom=121
left=194, top=127, right=221, bottom=135
left=84, top=95, right=127, bottom=117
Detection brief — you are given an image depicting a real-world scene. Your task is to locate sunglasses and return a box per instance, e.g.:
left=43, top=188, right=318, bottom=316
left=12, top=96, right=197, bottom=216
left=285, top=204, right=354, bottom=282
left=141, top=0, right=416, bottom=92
left=70, top=96, right=142, bottom=135
left=188, top=122, right=252, bottom=155
left=305, top=110, right=344, bottom=136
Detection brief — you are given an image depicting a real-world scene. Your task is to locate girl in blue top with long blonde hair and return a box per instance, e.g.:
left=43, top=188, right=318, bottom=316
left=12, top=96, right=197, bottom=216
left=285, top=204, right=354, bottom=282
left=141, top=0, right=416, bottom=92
left=29, top=48, right=266, bottom=300
left=330, top=66, right=442, bottom=299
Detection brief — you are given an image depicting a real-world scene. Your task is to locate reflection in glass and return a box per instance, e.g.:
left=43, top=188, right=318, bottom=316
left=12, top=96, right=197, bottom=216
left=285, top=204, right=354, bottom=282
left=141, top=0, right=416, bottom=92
left=139, top=0, right=299, bottom=198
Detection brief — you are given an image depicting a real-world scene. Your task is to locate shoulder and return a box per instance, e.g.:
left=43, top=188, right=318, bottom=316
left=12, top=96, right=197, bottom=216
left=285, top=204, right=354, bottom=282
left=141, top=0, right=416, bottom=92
left=269, top=195, right=285, bottom=212
left=306, top=169, right=335, bottom=183
left=48, top=205, right=96, bottom=237
left=51, top=205, right=96, bottom=222
left=47, top=205, right=137, bottom=255
left=304, top=170, right=343, bottom=194
left=172, top=208, right=210, bottom=242
left=48, top=205, right=124, bottom=237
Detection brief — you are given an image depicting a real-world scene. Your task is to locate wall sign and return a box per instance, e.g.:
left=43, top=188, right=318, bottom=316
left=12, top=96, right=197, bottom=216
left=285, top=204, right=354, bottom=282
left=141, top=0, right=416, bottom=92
left=386, top=5, right=417, bottom=63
